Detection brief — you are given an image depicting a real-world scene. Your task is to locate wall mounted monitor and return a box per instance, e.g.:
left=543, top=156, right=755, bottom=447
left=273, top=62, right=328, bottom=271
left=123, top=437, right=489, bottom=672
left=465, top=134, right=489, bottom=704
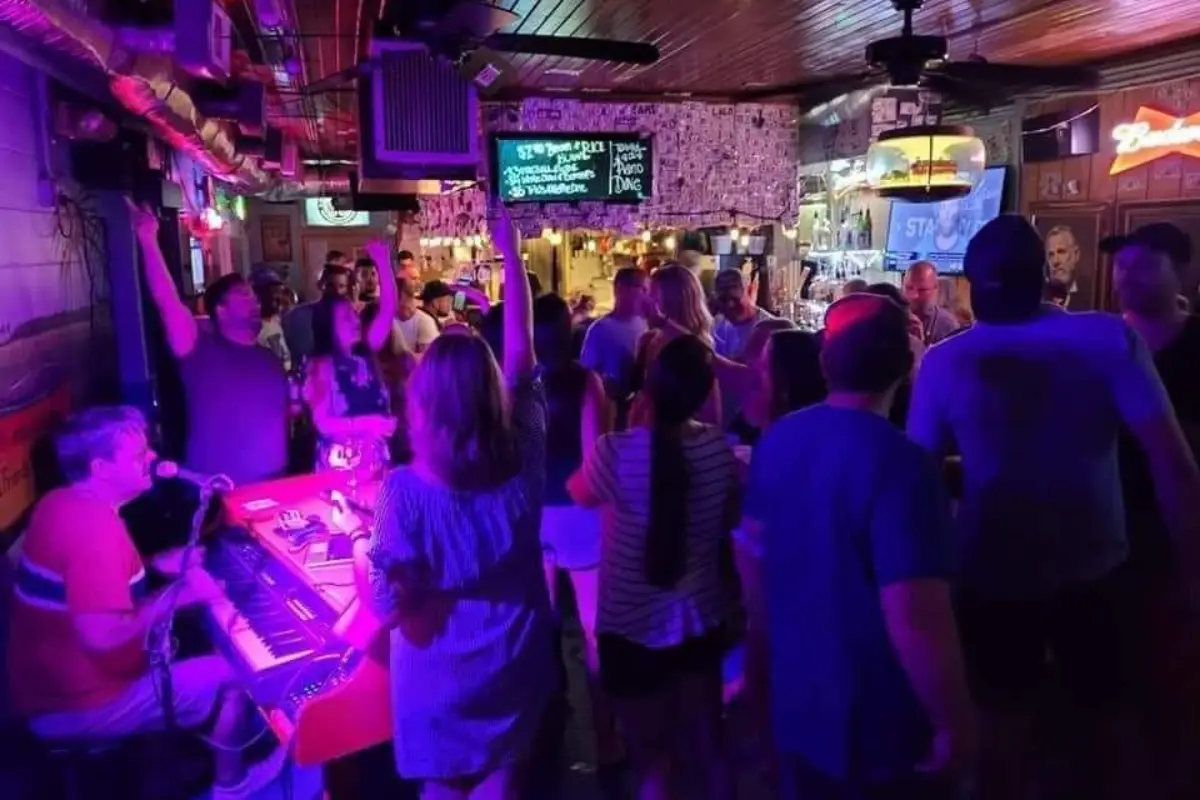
left=490, top=132, right=652, bottom=204
left=883, top=165, right=1008, bottom=274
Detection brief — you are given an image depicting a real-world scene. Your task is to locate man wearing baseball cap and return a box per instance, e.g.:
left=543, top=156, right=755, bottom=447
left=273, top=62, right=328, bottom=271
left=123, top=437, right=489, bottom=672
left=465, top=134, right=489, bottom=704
left=1101, top=221, right=1194, bottom=310
left=747, top=293, right=975, bottom=796
left=1105, top=222, right=1200, bottom=791
left=907, top=214, right=1200, bottom=797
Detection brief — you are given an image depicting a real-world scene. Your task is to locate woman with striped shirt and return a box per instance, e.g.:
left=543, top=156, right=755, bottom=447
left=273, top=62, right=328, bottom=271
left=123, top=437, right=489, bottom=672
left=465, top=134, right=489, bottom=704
left=569, top=334, right=741, bottom=800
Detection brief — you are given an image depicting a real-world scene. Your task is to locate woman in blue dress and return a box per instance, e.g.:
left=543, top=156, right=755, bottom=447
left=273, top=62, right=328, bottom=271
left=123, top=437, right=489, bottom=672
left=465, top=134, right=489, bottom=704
left=304, top=241, right=398, bottom=476
left=362, top=204, right=557, bottom=799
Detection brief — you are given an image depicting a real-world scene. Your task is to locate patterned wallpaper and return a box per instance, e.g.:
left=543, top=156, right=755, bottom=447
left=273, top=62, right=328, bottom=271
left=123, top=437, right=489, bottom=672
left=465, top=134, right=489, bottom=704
left=419, top=99, right=802, bottom=238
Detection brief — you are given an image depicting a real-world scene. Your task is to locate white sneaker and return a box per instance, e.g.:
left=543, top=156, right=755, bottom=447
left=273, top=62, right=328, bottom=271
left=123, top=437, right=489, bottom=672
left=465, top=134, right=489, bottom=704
left=211, top=744, right=290, bottom=800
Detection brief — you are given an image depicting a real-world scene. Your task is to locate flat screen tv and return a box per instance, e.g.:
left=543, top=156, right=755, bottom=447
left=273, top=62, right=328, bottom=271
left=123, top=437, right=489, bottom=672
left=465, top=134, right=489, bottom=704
left=490, top=132, right=653, bottom=204
left=884, top=165, right=1008, bottom=274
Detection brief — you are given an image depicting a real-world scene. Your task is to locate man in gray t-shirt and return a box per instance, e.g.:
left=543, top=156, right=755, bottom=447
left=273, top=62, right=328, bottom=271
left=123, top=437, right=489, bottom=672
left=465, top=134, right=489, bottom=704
left=131, top=207, right=289, bottom=485
left=580, top=267, right=648, bottom=404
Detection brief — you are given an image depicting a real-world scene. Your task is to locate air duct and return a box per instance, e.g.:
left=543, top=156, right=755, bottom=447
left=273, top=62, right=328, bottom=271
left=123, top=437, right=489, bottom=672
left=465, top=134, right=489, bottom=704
left=0, top=0, right=268, bottom=190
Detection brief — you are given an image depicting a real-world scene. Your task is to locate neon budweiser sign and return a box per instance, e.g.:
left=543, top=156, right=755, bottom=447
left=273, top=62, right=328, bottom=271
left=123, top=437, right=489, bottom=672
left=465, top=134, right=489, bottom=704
left=1110, top=107, right=1200, bottom=175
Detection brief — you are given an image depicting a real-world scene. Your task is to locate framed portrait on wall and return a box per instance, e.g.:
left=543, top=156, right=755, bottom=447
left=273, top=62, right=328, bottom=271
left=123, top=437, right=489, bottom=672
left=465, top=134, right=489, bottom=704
left=260, top=214, right=293, bottom=262
left=1030, top=203, right=1113, bottom=311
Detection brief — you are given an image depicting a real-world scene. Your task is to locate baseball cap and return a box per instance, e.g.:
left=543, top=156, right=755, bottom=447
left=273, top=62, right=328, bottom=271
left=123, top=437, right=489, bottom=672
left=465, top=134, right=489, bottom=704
left=1100, top=222, right=1192, bottom=265
left=963, top=215, right=1047, bottom=322
left=419, top=280, right=455, bottom=302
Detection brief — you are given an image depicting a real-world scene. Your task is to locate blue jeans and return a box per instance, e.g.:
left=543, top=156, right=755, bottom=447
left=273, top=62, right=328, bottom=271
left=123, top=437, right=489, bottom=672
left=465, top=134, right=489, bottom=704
left=778, top=753, right=959, bottom=800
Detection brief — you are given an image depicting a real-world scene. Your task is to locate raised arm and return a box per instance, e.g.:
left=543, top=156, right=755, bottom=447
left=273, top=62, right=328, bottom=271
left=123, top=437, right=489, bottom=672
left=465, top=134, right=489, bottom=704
left=127, top=199, right=199, bottom=357
left=363, top=241, right=398, bottom=353
left=492, top=202, right=534, bottom=381
left=1112, top=325, right=1200, bottom=558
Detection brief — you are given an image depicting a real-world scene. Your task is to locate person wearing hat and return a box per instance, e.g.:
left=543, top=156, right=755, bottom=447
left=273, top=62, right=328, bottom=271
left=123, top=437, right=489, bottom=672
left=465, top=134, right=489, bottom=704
left=712, top=269, right=773, bottom=361
left=907, top=214, right=1200, bottom=798
left=1104, top=222, right=1200, bottom=793
left=420, top=279, right=455, bottom=324
left=745, top=292, right=975, bottom=796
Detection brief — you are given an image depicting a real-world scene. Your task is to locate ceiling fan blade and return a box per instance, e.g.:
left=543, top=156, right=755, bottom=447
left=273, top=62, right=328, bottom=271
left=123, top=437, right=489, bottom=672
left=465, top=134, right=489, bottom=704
left=441, top=1, right=519, bottom=38
left=940, top=60, right=1098, bottom=88
left=303, top=61, right=375, bottom=96
left=484, top=34, right=660, bottom=65
left=737, top=72, right=876, bottom=103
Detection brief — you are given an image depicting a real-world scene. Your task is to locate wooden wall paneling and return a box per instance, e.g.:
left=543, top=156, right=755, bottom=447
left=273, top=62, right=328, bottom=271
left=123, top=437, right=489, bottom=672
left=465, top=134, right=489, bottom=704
left=1087, top=92, right=1123, bottom=204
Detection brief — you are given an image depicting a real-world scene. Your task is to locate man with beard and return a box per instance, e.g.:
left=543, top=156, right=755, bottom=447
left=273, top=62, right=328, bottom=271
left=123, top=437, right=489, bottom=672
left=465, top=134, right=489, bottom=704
left=902, top=262, right=959, bottom=346
left=282, top=262, right=354, bottom=360
left=130, top=203, right=289, bottom=485
left=920, top=198, right=965, bottom=254
left=1105, top=223, right=1200, bottom=795
left=1045, top=225, right=1082, bottom=307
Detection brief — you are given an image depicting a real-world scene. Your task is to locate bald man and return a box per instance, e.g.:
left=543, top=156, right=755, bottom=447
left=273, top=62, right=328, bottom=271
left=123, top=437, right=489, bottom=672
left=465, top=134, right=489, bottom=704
left=902, top=261, right=960, bottom=346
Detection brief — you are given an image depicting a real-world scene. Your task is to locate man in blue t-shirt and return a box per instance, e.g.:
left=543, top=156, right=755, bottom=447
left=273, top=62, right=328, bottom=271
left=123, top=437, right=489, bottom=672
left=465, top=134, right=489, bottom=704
left=744, top=293, right=975, bottom=798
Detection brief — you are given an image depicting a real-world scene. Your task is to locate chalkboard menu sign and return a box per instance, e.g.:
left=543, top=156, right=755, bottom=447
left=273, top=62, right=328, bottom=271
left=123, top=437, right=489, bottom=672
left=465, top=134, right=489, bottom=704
left=491, top=133, right=653, bottom=204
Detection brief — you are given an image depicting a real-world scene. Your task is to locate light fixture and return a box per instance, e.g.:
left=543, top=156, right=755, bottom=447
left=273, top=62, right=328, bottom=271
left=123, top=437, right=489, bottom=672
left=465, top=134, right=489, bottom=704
left=729, top=226, right=740, bottom=243
left=738, top=233, right=750, bottom=249
left=585, top=239, right=597, bottom=252
left=419, top=237, right=429, bottom=247
left=453, top=237, right=463, bottom=247
left=865, top=124, right=986, bottom=202
left=202, top=207, right=224, bottom=230
left=472, top=234, right=483, bottom=248
left=664, top=235, right=677, bottom=251
left=640, top=229, right=652, bottom=243
left=782, top=227, right=798, bottom=240
left=541, top=227, right=554, bottom=240
left=430, top=237, right=443, bottom=247
left=547, top=229, right=563, bottom=246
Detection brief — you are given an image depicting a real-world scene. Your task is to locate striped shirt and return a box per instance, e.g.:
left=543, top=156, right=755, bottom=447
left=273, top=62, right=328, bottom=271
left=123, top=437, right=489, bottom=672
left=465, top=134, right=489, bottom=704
left=580, top=424, right=739, bottom=647
left=8, top=487, right=149, bottom=715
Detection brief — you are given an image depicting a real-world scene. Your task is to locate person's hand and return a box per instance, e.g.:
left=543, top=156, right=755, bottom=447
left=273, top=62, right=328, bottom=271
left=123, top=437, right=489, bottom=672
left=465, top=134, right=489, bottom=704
left=124, top=197, right=159, bottom=241
left=915, top=718, right=978, bottom=778
left=488, top=199, right=518, bottom=257
left=180, top=564, right=225, bottom=605
left=152, top=546, right=200, bottom=578
left=363, top=239, right=391, bottom=267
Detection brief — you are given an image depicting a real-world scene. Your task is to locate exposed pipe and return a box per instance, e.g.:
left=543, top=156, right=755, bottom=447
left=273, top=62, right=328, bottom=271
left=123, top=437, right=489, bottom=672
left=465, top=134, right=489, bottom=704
left=252, top=0, right=319, bottom=148
left=0, top=0, right=268, bottom=190
left=257, top=174, right=352, bottom=202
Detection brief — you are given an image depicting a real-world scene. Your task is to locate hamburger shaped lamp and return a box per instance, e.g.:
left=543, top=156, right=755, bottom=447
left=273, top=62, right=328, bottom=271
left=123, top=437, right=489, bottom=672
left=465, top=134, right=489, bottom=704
left=866, top=124, right=986, bottom=202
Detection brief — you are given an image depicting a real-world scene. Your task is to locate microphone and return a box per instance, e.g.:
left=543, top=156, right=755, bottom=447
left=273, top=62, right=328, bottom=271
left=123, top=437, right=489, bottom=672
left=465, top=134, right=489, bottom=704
left=153, top=460, right=235, bottom=491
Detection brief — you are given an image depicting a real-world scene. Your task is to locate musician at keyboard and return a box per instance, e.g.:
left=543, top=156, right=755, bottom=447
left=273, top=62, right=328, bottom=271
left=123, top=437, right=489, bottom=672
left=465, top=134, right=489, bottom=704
left=7, top=406, right=288, bottom=800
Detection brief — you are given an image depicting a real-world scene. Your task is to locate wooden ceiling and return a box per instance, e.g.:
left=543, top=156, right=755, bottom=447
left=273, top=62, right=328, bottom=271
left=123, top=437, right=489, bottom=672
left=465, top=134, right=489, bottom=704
left=291, top=0, right=1200, bottom=157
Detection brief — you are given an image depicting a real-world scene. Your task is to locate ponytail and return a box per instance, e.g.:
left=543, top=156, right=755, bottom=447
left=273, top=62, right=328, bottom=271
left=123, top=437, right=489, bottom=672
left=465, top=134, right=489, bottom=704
left=645, top=424, right=689, bottom=588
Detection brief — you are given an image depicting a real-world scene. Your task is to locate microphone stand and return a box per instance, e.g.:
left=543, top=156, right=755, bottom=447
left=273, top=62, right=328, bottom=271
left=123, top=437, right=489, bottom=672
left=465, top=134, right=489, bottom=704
left=147, top=480, right=216, bottom=731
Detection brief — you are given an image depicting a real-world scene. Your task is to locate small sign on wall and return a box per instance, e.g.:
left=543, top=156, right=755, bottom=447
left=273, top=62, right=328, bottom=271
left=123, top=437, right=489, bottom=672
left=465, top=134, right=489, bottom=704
left=304, top=198, right=370, bottom=227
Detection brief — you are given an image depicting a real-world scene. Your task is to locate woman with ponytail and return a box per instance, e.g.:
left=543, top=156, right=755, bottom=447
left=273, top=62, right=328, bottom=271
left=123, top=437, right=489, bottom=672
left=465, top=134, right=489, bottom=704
left=569, top=334, right=741, bottom=800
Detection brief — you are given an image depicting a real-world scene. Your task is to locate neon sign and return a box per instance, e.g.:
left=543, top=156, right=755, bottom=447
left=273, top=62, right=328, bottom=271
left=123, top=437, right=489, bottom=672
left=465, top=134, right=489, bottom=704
left=1110, top=107, right=1200, bottom=175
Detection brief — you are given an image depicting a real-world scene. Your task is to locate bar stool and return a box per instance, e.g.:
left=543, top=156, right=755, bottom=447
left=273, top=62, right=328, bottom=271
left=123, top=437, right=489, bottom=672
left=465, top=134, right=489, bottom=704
left=36, top=736, right=144, bottom=800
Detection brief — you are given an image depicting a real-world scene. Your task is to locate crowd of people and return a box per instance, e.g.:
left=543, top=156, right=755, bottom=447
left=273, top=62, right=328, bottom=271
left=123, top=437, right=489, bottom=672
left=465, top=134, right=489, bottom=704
left=8, top=202, right=1200, bottom=800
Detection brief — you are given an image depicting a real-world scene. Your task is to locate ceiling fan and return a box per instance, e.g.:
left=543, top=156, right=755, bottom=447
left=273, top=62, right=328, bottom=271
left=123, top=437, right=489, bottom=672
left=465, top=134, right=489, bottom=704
left=303, top=0, right=660, bottom=96
left=739, top=0, right=1098, bottom=121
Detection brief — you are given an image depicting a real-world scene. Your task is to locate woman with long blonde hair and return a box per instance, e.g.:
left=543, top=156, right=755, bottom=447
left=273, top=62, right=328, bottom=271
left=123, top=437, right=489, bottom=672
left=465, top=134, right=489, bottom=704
left=361, top=203, right=556, bottom=799
left=629, top=264, right=721, bottom=426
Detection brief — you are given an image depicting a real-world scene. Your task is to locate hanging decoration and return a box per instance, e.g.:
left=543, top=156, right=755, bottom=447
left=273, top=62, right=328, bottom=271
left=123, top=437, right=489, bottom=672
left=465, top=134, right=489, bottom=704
left=419, top=99, right=802, bottom=238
